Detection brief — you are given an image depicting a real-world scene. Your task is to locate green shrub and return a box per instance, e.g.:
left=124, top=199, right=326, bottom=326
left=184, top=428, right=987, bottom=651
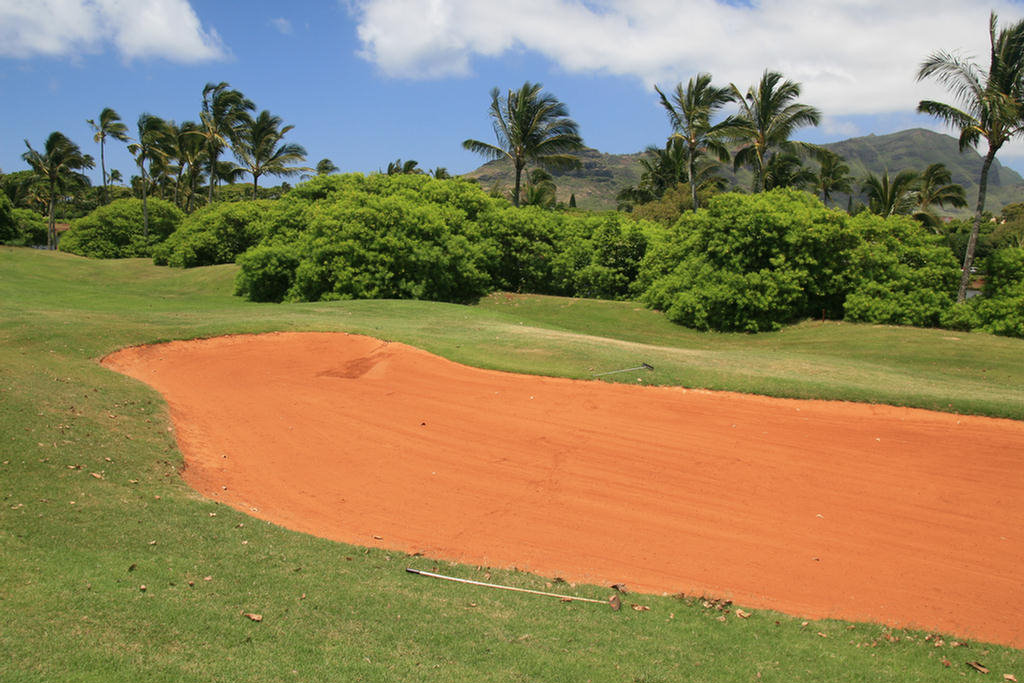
left=11, top=209, right=48, bottom=246
left=155, top=201, right=273, bottom=267
left=234, top=245, right=301, bottom=302
left=639, top=189, right=859, bottom=331
left=842, top=213, right=960, bottom=327
left=552, top=214, right=661, bottom=300
left=983, top=247, right=1024, bottom=296
left=60, top=199, right=183, bottom=258
left=237, top=192, right=491, bottom=304
left=0, top=193, right=15, bottom=242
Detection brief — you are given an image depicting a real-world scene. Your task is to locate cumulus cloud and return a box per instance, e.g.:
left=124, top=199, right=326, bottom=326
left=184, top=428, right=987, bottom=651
left=349, top=0, right=1022, bottom=118
left=0, top=0, right=226, bottom=62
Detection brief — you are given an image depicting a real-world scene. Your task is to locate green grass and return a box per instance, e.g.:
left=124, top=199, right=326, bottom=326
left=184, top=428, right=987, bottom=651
left=1, top=246, right=1021, bottom=682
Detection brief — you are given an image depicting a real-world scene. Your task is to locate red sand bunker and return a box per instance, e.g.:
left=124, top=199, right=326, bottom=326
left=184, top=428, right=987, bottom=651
left=102, top=332, right=1024, bottom=647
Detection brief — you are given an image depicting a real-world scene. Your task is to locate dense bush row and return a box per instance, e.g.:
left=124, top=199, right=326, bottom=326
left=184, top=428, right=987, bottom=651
left=638, top=189, right=961, bottom=332
left=57, top=174, right=1021, bottom=338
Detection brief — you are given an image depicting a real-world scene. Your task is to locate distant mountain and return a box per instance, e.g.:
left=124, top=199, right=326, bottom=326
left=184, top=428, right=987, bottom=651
left=462, top=128, right=1024, bottom=214
left=822, top=128, right=1024, bottom=215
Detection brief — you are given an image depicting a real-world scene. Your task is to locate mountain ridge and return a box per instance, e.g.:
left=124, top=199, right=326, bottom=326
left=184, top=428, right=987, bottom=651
left=462, top=128, right=1024, bottom=213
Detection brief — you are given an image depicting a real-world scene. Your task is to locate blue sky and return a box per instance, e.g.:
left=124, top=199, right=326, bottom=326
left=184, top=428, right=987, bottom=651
left=3, top=0, right=1024, bottom=184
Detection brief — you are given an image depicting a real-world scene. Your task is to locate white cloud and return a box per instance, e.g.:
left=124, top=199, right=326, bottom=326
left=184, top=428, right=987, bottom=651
left=0, top=0, right=226, bottom=62
left=270, top=17, right=293, bottom=35
left=349, top=0, right=1023, bottom=118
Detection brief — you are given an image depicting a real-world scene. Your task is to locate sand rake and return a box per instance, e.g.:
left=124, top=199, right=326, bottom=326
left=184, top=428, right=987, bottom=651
left=405, top=568, right=622, bottom=610
left=592, top=362, right=654, bottom=377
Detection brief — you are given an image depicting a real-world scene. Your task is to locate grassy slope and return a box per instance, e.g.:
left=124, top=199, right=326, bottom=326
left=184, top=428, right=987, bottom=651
left=1, top=247, right=1021, bottom=683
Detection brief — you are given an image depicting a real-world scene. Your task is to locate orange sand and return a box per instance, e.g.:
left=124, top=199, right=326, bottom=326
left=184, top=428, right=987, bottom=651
left=102, top=332, right=1024, bottom=647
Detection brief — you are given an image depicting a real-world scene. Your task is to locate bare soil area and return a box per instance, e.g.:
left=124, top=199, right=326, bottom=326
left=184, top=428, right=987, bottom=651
left=103, top=332, right=1024, bottom=647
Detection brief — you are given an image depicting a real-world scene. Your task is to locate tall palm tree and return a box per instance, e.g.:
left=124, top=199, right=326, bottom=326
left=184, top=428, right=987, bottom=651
left=861, top=169, right=920, bottom=217
left=127, top=114, right=169, bottom=238
left=234, top=110, right=309, bottom=198
left=86, top=108, right=129, bottom=204
left=430, top=167, right=451, bottom=180
left=917, top=11, right=1024, bottom=301
left=655, top=73, right=739, bottom=211
left=22, top=132, right=94, bottom=249
left=162, top=120, right=206, bottom=210
left=729, top=70, right=822, bottom=192
left=814, top=150, right=853, bottom=205
left=763, top=152, right=816, bottom=191
left=913, top=163, right=968, bottom=229
left=522, top=168, right=557, bottom=208
left=463, top=82, right=583, bottom=207
left=200, top=82, right=255, bottom=204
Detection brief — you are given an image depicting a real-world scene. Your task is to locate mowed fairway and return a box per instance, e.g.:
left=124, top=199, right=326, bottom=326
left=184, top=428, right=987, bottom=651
left=104, top=332, right=1024, bottom=647
left=3, top=247, right=1023, bottom=682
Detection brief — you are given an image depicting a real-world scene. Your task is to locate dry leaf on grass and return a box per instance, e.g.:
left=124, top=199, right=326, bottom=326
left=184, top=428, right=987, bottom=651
left=90, top=472, right=103, bottom=479
left=736, top=609, right=751, bottom=619
left=1003, top=675, right=1017, bottom=682
left=967, top=661, right=990, bottom=674
left=243, top=612, right=263, bottom=622
left=631, top=604, right=650, bottom=611
left=942, top=658, right=952, bottom=668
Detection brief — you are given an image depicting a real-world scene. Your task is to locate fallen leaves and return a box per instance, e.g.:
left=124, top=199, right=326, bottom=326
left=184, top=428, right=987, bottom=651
left=242, top=612, right=263, bottom=622
left=631, top=604, right=650, bottom=611
left=1003, top=675, right=1017, bottom=682
left=967, top=662, right=990, bottom=674
left=735, top=609, right=751, bottom=619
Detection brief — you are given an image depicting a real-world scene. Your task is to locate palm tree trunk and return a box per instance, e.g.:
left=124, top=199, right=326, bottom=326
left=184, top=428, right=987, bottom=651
left=47, top=180, right=56, bottom=250
left=208, top=147, right=217, bottom=204
left=957, top=146, right=996, bottom=303
left=100, top=138, right=108, bottom=205
left=252, top=173, right=259, bottom=200
left=141, top=163, right=150, bottom=239
left=512, top=161, right=523, bottom=207
left=688, top=148, right=698, bottom=212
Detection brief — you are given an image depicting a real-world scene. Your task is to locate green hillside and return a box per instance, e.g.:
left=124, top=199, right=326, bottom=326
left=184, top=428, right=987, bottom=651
left=463, top=128, right=1024, bottom=213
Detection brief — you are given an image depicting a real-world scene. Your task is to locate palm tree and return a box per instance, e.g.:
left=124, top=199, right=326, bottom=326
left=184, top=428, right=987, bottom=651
left=385, top=158, right=423, bottom=175
left=655, top=73, right=738, bottom=211
left=108, top=169, right=123, bottom=185
left=22, top=132, right=94, bottom=249
left=316, top=158, right=339, bottom=175
left=127, top=113, right=169, bottom=238
left=163, top=120, right=206, bottom=210
left=200, top=82, right=254, bottom=204
left=430, top=167, right=451, bottom=180
left=234, top=110, right=309, bottom=199
left=729, top=70, right=822, bottom=192
left=814, top=150, right=853, bottom=205
left=463, top=82, right=583, bottom=206
left=861, top=169, right=920, bottom=217
left=917, top=11, right=1024, bottom=301
left=522, top=168, right=557, bottom=208
left=913, top=163, right=968, bottom=229
left=763, top=152, right=816, bottom=191
left=86, top=108, right=129, bottom=204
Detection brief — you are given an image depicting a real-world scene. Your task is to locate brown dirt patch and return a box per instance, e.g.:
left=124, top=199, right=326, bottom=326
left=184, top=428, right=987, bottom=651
left=102, top=332, right=1024, bottom=647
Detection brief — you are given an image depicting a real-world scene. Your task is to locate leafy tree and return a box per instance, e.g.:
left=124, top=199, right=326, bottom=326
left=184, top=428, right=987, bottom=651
left=200, top=81, right=255, bottom=204
left=729, top=70, right=822, bottom=192
left=917, top=11, right=1024, bottom=301
left=861, top=169, right=920, bottom=217
left=234, top=110, right=309, bottom=199
left=912, top=163, right=967, bottom=229
left=127, top=114, right=169, bottom=238
left=655, top=73, right=738, bottom=211
left=21, top=132, right=95, bottom=249
left=814, top=150, right=853, bottom=205
left=463, top=82, right=583, bottom=207
left=86, top=108, right=129, bottom=204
